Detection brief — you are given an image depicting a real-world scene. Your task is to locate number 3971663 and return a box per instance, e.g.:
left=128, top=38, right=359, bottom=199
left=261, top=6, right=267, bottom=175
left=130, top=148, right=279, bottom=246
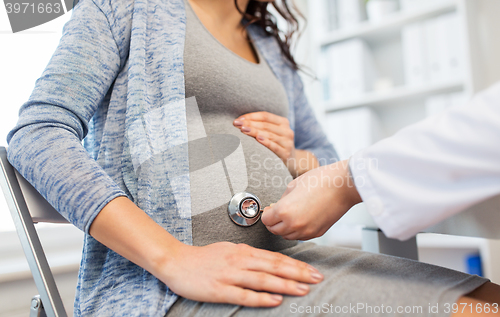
left=5, top=2, right=61, bottom=14
left=444, top=303, right=498, bottom=314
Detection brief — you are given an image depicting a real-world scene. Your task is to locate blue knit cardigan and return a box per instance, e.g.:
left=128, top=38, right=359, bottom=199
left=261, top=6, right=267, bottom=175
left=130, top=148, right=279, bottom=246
left=7, top=0, right=337, bottom=315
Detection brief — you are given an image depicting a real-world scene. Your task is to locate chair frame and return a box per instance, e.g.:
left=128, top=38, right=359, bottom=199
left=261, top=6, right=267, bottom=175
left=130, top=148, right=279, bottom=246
left=0, top=147, right=68, bottom=317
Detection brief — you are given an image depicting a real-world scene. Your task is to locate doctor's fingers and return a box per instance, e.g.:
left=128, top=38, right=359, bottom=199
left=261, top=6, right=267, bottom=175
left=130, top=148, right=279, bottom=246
left=267, top=218, right=326, bottom=241
left=283, top=230, right=325, bottom=241
left=265, top=220, right=294, bottom=237
left=266, top=214, right=316, bottom=240
left=261, top=203, right=286, bottom=227
left=262, top=187, right=302, bottom=226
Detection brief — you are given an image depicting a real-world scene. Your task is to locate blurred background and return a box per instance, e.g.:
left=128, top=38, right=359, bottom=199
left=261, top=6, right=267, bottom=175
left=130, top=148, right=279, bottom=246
left=1, top=0, right=500, bottom=315
left=0, top=5, right=81, bottom=317
left=296, top=0, right=500, bottom=291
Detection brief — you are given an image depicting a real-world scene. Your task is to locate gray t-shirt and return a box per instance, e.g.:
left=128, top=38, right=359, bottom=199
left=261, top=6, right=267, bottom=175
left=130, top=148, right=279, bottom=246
left=183, top=0, right=297, bottom=251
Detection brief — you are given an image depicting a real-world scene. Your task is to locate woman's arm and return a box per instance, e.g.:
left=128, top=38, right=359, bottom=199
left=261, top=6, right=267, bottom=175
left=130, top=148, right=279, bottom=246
left=8, top=1, right=323, bottom=306
left=7, top=0, right=126, bottom=232
left=90, top=196, right=324, bottom=307
left=291, top=73, right=339, bottom=167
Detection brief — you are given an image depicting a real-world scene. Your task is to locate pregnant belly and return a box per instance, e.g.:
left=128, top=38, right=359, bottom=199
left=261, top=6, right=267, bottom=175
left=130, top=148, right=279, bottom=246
left=189, top=132, right=297, bottom=251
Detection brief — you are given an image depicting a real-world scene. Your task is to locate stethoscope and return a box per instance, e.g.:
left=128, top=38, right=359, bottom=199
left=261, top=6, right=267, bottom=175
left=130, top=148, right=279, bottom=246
left=228, top=192, right=264, bottom=226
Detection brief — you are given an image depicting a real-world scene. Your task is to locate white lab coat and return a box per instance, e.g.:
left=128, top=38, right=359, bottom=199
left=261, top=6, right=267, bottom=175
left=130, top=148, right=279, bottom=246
left=349, top=82, right=500, bottom=241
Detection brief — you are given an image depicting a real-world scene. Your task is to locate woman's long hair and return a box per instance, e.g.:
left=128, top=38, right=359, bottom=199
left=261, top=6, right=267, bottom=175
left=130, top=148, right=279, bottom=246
left=236, top=0, right=302, bottom=70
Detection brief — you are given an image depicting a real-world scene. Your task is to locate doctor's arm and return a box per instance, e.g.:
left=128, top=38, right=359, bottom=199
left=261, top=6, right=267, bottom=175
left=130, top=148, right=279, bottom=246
left=262, top=82, right=500, bottom=241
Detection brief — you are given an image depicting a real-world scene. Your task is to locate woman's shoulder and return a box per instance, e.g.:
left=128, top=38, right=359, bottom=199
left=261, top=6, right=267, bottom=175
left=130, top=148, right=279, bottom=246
left=73, top=0, right=134, bottom=62
left=247, top=23, right=302, bottom=93
left=78, top=0, right=185, bottom=53
left=88, top=0, right=134, bottom=28
left=90, top=0, right=134, bottom=14
left=74, top=0, right=134, bottom=35
left=248, top=24, right=294, bottom=73
left=81, top=0, right=134, bottom=18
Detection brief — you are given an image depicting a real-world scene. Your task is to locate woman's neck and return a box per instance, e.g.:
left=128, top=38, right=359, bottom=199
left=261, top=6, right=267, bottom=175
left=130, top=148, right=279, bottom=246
left=187, top=0, right=259, bottom=64
left=188, top=0, right=249, bottom=32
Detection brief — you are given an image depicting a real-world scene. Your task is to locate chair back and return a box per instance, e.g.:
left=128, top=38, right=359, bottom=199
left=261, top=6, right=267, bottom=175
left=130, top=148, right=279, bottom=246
left=8, top=158, right=68, bottom=224
left=0, top=146, right=68, bottom=317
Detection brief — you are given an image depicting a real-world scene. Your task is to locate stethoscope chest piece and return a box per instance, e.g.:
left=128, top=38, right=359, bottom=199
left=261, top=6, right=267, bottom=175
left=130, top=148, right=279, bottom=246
left=228, top=192, right=263, bottom=227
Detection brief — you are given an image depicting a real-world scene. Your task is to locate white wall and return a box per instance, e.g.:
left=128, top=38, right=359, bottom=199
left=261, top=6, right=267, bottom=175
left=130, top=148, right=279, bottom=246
left=0, top=5, right=72, bottom=232
left=0, top=7, right=80, bottom=316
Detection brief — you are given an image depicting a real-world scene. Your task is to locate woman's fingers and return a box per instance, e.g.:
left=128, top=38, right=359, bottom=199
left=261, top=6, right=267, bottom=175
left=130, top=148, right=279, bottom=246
left=163, top=242, right=324, bottom=308
left=236, top=119, right=294, bottom=147
left=230, top=244, right=323, bottom=287
left=227, top=245, right=318, bottom=287
left=257, top=132, right=294, bottom=152
left=233, top=111, right=297, bottom=165
left=243, top=255, right=321, bottom=286
left=229, top=271, right=309, bottom=296
left=239, top=120, right=289, bottom=137
left=218, top=285, right=283, bottom=307
left=233, top=113, right=293, bottom=142
left=237, top=244, right=320, bottom=278
left=256, top=135, right=291, bottom=160
left=236, top=111, right=287, bottom=125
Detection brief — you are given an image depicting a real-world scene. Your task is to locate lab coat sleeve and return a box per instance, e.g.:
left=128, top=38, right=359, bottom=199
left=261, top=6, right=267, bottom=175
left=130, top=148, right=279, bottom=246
left=349, top=82, right=500, bottom=240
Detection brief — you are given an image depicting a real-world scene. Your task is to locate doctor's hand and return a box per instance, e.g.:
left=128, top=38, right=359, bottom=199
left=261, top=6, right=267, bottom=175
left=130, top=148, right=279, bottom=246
left=233, top=112, right=319, bottom=177
left=162, top=242, right=324, bottom=307
left=262, top=160, right=362, bottom=240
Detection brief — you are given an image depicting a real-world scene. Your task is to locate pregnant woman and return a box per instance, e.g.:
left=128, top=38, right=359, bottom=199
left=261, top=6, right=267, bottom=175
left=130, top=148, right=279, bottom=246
left=7, top=0, right=490, bottom=316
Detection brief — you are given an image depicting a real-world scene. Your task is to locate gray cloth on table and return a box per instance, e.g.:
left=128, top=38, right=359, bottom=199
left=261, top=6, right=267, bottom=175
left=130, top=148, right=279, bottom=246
left=169, top=1, right=489, bottom=316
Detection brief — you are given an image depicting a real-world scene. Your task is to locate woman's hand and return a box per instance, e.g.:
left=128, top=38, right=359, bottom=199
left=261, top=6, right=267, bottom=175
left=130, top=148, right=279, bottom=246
left=160, top=242, right=324, bottom=307
left=261, top=160, right=362, bottom=240
left=233, top=111, right=319, bottom=177
left=90, top=197, right=323, bottom=308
